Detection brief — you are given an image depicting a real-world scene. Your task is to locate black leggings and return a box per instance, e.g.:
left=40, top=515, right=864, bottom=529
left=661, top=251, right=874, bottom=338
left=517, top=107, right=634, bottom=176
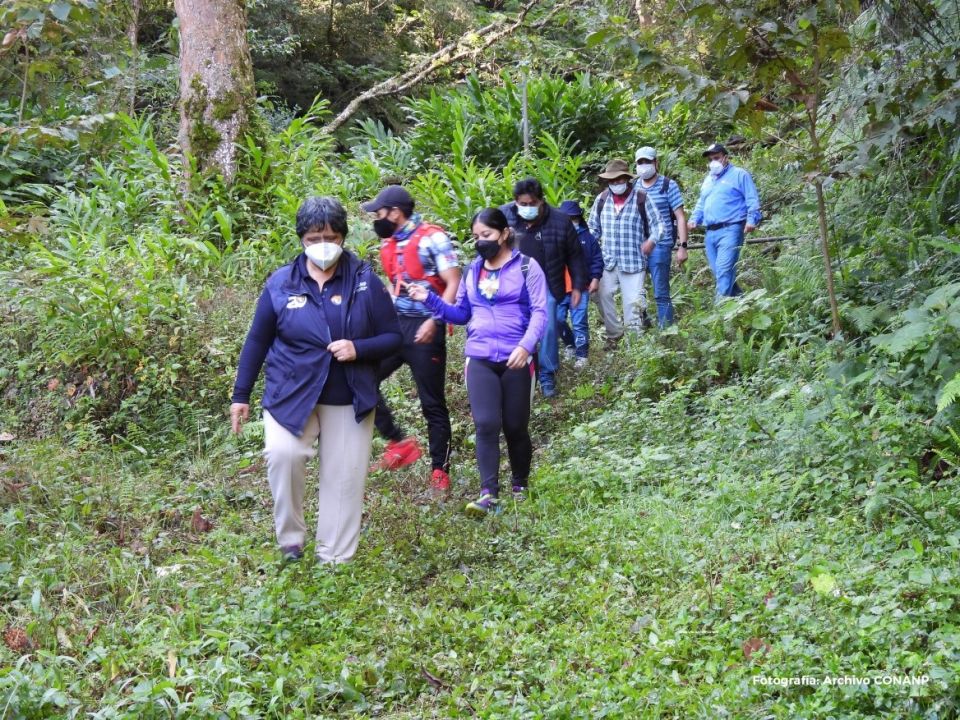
left=375, top=316, right=451, bottom=471
left=465, top=357, right=535, bottom=495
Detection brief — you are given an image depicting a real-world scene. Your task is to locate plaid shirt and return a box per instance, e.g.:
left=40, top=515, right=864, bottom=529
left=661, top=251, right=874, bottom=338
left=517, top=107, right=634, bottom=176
left=587, top=184, right=665, bottom=273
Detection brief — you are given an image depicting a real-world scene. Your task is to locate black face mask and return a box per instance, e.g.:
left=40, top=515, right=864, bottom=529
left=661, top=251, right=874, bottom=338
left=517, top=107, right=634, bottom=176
left=373, top=218, right=397, bottom=239
left=476, top=240, right=501, bottom=261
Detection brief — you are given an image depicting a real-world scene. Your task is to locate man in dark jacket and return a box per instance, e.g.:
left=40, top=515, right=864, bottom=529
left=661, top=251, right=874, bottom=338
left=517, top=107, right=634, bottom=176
left=501, top=177, right=587, bottom=397
left=557, top=200, right=603, bottom=368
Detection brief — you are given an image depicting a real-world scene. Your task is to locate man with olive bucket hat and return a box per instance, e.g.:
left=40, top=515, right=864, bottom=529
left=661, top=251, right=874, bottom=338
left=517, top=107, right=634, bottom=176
left=587, top=158, right=664, bottom=344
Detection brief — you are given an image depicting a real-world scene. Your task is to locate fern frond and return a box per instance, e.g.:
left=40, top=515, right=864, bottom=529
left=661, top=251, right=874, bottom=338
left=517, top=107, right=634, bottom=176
left=937, top=372, right=960, bottom=413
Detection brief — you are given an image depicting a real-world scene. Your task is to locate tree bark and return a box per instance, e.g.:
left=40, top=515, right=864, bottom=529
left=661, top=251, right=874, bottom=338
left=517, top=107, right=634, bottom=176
left=173, top=0, right=256, bottom=183
left=127, top=0, right=141, bottom=115
left=633, top=0, right=653, bottom=26
left=814, top=179, right=842, bottom=338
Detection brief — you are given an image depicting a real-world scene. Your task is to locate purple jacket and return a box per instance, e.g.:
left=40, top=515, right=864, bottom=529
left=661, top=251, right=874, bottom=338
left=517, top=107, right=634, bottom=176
left=424, top=250, right=547, bottom=362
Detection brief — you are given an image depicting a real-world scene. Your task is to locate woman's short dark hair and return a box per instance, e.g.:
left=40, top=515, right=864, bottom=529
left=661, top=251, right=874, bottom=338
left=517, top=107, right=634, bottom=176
left=296, top=196, right=348, bottom=238
left=471, top=207, right=515, bottom=246
left=512, top=177, right=543, bottom=200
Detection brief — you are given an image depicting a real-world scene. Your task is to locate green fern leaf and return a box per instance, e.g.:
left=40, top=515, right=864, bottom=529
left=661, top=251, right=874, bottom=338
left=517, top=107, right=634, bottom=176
left=937, top=373, right=960, bottom=413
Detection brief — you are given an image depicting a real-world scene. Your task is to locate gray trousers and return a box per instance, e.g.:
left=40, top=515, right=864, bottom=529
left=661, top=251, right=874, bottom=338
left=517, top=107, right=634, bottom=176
left=596, top=267, right=648, bottom=339
left=263, top=405, right=375, bottom=563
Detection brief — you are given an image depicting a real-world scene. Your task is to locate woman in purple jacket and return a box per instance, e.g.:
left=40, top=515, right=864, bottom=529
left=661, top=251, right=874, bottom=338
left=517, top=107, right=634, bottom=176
left=406, top=208, right=548, bottom=515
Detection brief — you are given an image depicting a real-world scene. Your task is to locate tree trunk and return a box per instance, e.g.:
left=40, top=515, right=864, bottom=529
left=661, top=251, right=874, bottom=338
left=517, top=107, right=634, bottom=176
left=814, top=179, right=842, bottom=338
left=127, top=0, right=141, bottom=115
left=173, top=0, right=255, bottom=183
left=634, top=0, right=653, bottom=26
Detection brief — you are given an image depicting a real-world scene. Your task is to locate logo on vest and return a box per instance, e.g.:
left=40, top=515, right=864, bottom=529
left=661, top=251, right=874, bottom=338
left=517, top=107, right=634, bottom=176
left=356, top=281, right=368, bottom=293
left=286, top=295, right=307, bottom=309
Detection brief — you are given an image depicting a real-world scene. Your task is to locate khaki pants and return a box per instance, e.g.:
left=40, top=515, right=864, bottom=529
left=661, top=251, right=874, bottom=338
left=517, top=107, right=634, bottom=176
left=597, top=268, right=647, bottom=339
left=263, top=405, right=374, bottom=563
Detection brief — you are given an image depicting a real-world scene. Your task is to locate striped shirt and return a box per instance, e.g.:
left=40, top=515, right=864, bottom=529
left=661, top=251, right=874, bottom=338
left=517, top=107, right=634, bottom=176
left=640, top=175, right=684, bottom=245
left=587, top=184, right=665, bottom=273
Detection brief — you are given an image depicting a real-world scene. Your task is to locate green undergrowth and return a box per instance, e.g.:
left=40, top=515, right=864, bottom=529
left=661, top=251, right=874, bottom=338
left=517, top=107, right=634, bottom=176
left=2, top=315, right=958, bottom=717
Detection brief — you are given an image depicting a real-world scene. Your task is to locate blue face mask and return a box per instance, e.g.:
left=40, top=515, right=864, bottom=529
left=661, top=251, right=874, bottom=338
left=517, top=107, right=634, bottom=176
left=517, top=204, right=539, bottom=221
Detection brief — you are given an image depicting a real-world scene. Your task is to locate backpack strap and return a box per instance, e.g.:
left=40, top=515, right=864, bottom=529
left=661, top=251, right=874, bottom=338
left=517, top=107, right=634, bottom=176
left=596, top=189, right=610, bottom=216
left=660, top=176, right=678, bottom=241
left=520, top=253, right=531, bottom=279
left=597, top=187, right=650, bottom=240
left=517, top=253, right=532, bottom=317
left=634, top=188, right=650, bottom=240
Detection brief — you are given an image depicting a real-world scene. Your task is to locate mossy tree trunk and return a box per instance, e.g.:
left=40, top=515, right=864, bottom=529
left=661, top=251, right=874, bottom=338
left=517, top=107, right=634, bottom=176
left=173, top=0, right=255, bottom=184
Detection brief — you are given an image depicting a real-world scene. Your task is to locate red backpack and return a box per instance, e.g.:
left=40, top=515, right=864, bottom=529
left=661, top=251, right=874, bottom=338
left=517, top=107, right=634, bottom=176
left=380, top=222, right=449, bottom=296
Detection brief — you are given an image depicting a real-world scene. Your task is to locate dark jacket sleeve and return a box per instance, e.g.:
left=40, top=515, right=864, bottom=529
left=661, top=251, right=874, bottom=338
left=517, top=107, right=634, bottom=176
left=564, top=218, right=588, bottom=290
left=584, top=230, right=604, bottom=280
left=351, top=271, right=402, bottom=361
left=232, top=288, right=277, bottom=403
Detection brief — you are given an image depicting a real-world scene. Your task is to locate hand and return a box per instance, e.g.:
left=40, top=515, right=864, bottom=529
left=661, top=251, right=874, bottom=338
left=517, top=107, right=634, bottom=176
left=230, top=403, right=249, bottom=434
left=745, top=223, right=757, bottom=233
left=506, top=346, right=530, bottom=370
left=327, top=339, right=357, bottom=362
left=687, top=220, right=697, bottom=230
left=570, top=289, right=582, bottom=309
left=414, top=318, right=437, bottom=344
left=641, top=239, right=655, bottom=256
left=588, top=278, right=600, bottom=294
left=402, top=281, right=429, bottom=303
left=676, top=247, right=688, bottom=267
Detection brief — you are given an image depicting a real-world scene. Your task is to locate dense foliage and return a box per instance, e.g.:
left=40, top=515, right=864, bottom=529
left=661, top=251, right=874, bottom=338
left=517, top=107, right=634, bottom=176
left=1, top=0, right=959, bottom=717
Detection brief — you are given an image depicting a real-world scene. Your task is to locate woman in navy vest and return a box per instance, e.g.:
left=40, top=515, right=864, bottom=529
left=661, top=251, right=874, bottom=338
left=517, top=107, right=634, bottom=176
left=230, top=197, right=401, bottom=563
left=407, top=208, right=548, bottom=516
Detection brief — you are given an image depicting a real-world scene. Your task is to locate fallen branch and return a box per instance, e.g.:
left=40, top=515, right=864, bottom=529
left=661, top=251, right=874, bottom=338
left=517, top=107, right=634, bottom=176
left=322, top=0, right=559, bottom=134
left=686, top=235, right=794, bottom=250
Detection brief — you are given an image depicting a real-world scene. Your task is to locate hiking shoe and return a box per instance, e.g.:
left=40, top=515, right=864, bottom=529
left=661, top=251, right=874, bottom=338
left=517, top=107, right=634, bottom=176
left=373, top=437, right=422, bottom=471
left=465, top=492, right=500, bottom=517
left=603, top=336, right=622, bottom=350
left=430, top=468, right=451, bottom=495
left=511, top=483, right=528, bottom=501
left=539, top=373, right=556, bottom=398
left=574, top=356, right=588, bottom=369
left=640, top=310, right=653, bottom=330
left=280, top=544, right=303, bottom=562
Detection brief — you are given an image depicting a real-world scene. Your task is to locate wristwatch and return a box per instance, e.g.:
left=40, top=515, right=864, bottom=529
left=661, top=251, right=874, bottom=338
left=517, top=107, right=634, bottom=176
left=677, top=241, right=688, bottom=248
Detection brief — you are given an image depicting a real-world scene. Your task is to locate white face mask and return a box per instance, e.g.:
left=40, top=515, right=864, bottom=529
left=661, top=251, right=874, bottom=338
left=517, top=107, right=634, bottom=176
left=608, top=182, right=629, bottom=195
left=517, top=204, right=539, bottom=221
left=709, top=160, right=725, bottom=176
left=637, top=164, right=656, bottom=181
left=304, top=242, right=343, bottom=270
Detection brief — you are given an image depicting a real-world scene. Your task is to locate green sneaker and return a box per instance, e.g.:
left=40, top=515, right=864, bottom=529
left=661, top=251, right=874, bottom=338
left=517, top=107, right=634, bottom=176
left=465, top=492, right=500, bottom=517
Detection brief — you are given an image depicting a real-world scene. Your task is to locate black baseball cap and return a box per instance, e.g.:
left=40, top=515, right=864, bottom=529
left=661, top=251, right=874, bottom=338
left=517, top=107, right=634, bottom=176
left=702, top=143, right=728, bottom=157
left=361, top=185, right=415, bottom=214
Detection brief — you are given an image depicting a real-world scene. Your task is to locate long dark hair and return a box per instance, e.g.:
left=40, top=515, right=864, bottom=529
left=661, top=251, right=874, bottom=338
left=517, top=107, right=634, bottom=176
left=471, top=207, right=514, bottom=246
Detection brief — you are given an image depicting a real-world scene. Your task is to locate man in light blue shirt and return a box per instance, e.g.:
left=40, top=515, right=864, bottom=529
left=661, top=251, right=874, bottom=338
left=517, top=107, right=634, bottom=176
left=688, top=143, right=761, bottom=299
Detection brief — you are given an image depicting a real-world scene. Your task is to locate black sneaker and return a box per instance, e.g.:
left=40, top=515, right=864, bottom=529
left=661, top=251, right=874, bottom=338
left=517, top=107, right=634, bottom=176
left=280, top=544, right=303, bottom=562
left=640, top=310, right=653, bottom=329
left=511, top=483, right=528, bottom=501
